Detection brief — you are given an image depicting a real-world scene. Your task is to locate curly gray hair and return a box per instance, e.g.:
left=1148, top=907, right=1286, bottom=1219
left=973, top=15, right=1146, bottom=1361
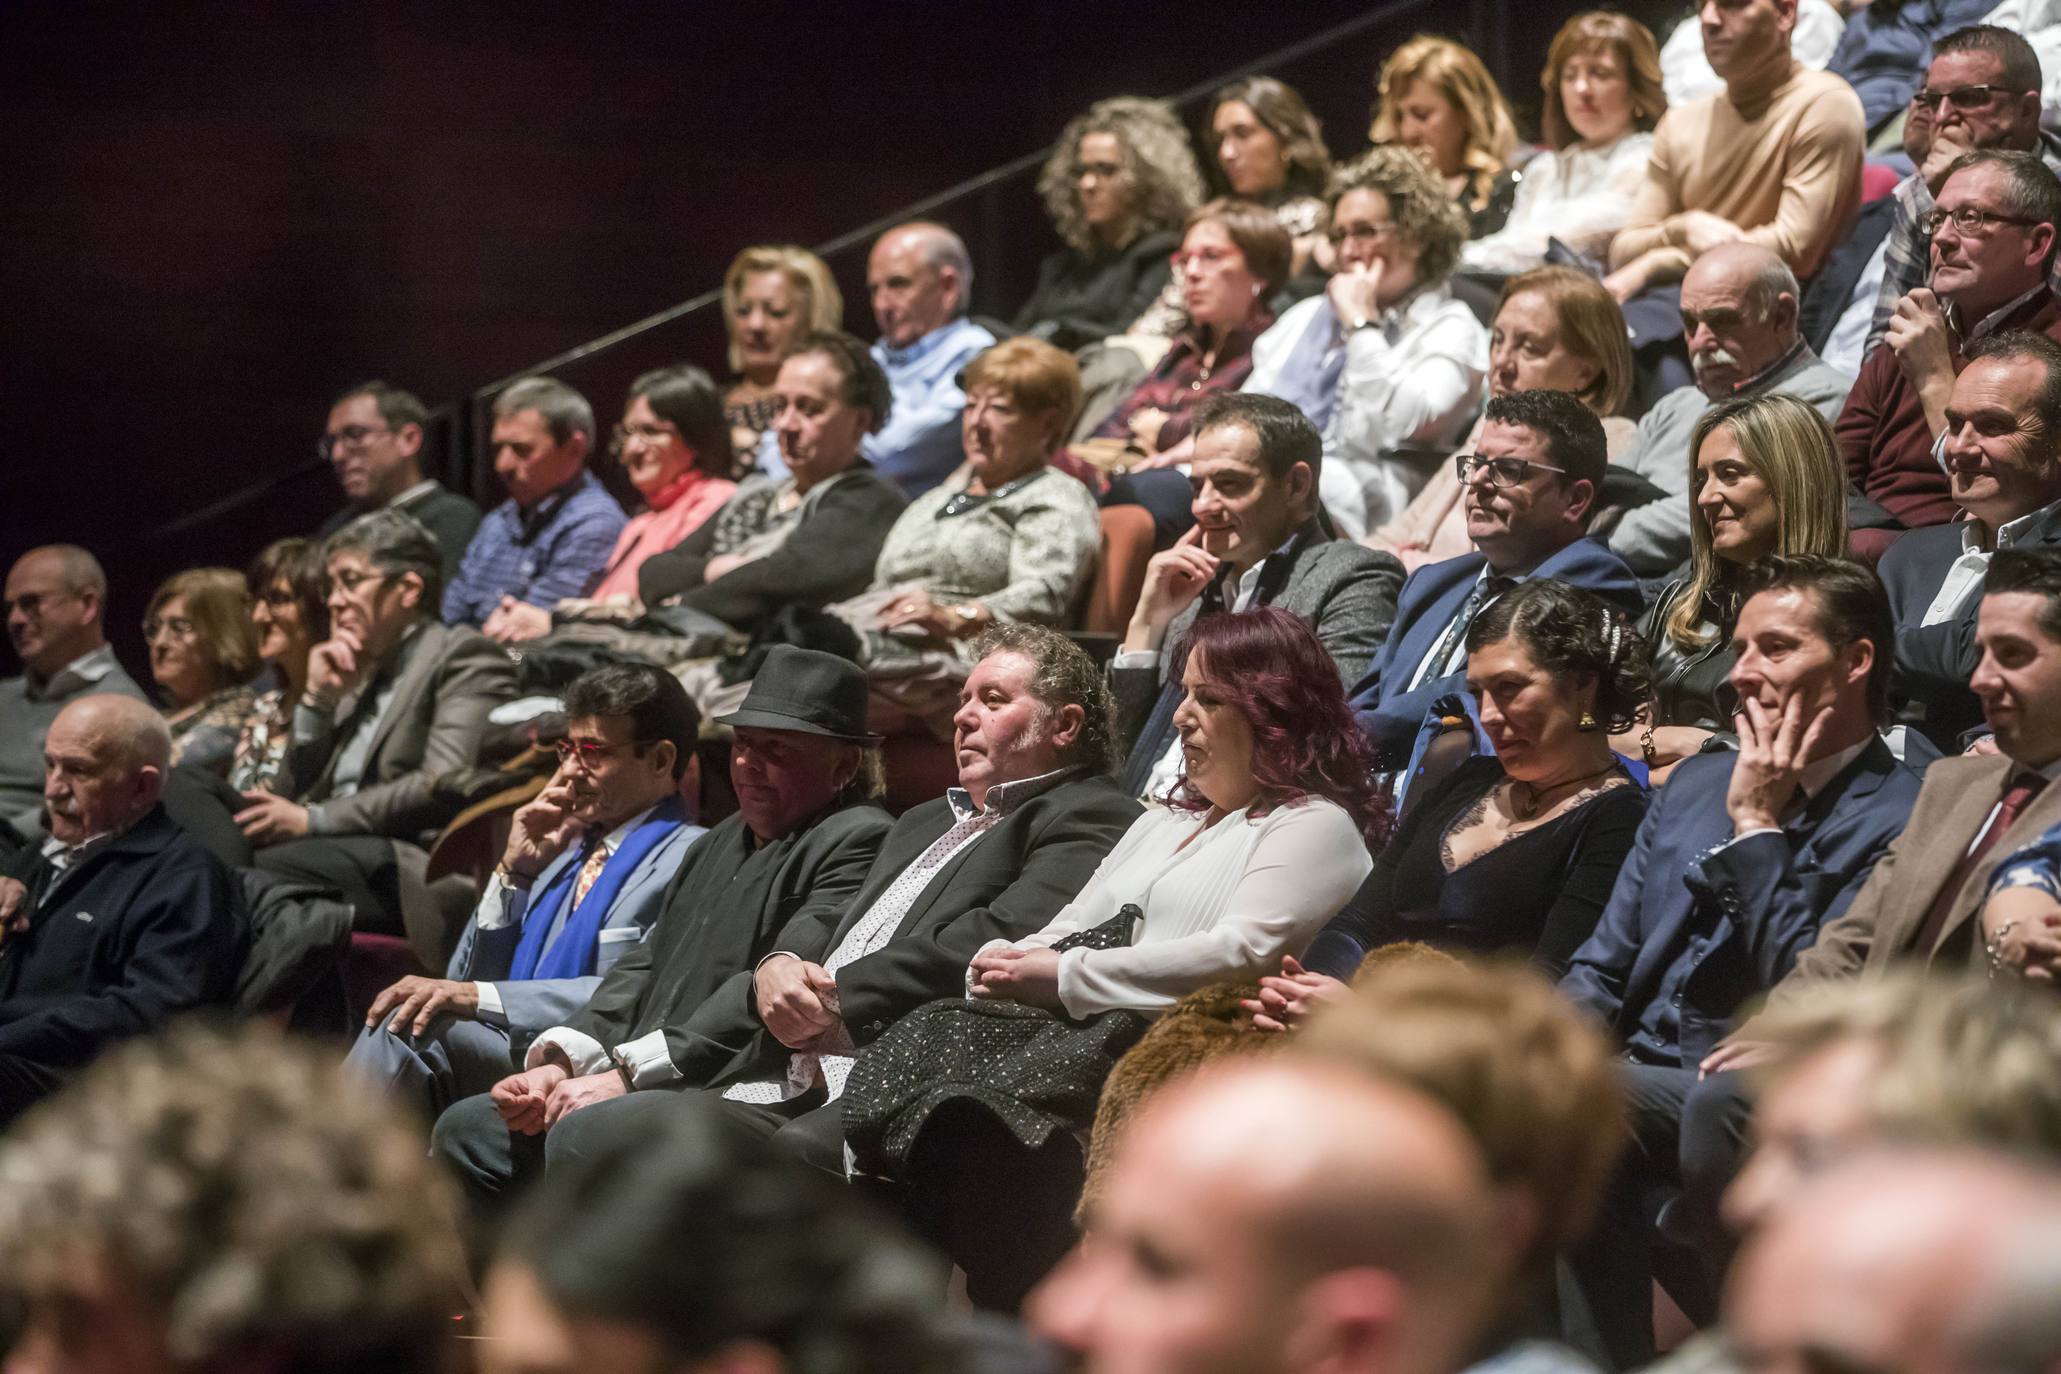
left=1330, top=144, right=1470, bottom=287
left=1038, top=96, right=1206, bottom=256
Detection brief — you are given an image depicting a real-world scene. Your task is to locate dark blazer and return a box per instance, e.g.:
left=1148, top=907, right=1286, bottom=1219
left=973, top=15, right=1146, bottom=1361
left=0, top=806, right=246, bottom=1071
left=320, top=483, right=484, bottom=588
left=1880, top=519, right=2061, bottom=751
left=286, top=619, right=516, bottom=840
left=1349, top=537, right=1643, bottom=763
left=1559, top=739, right=1921, bottom=1063
left=559, top=800, right=893, bottom=1075
left=635, top=469, right=908, bottom=631
left=671, top=771, right=1142, bottom=1091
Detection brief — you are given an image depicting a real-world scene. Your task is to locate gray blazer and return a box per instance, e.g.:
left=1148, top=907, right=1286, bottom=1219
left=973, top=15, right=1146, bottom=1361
left=445, top=820, right=703, bottom=1038
left=1110, top=520, right=1405, bottom=748
left=289, top=619, right=517, bottom=840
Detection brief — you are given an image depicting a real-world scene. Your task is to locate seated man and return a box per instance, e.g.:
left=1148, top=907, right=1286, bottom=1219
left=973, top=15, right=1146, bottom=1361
left=1842, top=149, right=2061, bottom=548
left=1881, top=332, right=2061, bottom=752
left=345, top=662, right=705, bottom=1121
left=240, top=510, right=516, bottom=963
left=1869, top=25, right=2061, bottom=355
left=318, top=380, right=482, bottom=584
left=0, top=695, right=245, bottom=1129
left=1114, top=393, right=1404, bottom=799
left=0, top=545, right=147, bottom=854
left=1557, top=555, right=1924, bottom=1370
left=432, top=645, right=893, bottom=1208
left=1349, top=389, right=1642, bottom=769
left=1607, top=243, right=1853, bottom=577
left=1607, top=0, right=1865, bottom=302
left=442, top=375, right=626, bottom=641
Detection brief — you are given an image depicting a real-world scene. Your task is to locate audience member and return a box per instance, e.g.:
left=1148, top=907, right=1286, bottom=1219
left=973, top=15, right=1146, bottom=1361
left=346, top=663, right=706, bottom=1123
left=825, top=338, right=1099, bottom=728
left=1299, top=580, right=1650, bottom=985
left=1019, top=97, right=1203, bottom=351
left=478, top=1100, right=962, bottom=1374
left=318, top=380, right=482, bottom=582
left=444, top=375, right=627, bottom=638
left=241, top=510, right=516, bottom=960
left=1635, top=394, right=1850, bottom=765
left=1371, top=35, right=1524, bottom=239
left=431, top=646, right=893, bottom=1211
left=1371, top=266, right=1637, bottom=570
left=636, top=331, right=908, bottom=649
left=857, top=608, right=1381, bottom=1308
left=0, top=546, right=147, bottom=853
left=1883, top=331, right=2061, bottom=753
left=1558, top=555, right=1922, bottom=1370
left=142, top=566, right=258, bottom=775
left=1724, top=1151, right=2061, bottom=1374
left=721, top=244, right=843, bottom=462
left=1350, top=389, right=1642, bottom=769
left=1830, top=0, right=1997, bottom=135
left=1030, top=1059, right=1503, bottom=1374
left=0, top=695, right=244, bottom=1129
left=1608, top=243, right=1853, bottom=578
left=1659, top=0, right=1844, bottom=107
left=1464, top=11, right=1667, bottom=275
left=1843, top=150, right=2061, bottom=547
left=1870, top=26, right=2061, bottom=352
left=1112, top=394, right=1403, bottom=800
left=0, top=1025, right=466, bottom=1374
left=1607, top=0, right=1865, bottom=301
left=1204, top=77, right=1334, bottom=282
left=229, top=536, right=328, bottom=793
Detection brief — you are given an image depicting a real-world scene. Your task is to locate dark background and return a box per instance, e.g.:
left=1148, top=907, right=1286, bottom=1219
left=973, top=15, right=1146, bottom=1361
left=0, top=0, right=1636, bottom=681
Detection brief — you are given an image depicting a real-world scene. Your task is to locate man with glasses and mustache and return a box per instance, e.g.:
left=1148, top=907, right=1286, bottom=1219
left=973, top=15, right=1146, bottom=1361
left=237, top=509, right=516, bottom=964
left=1349, top=389, right=1641, bottom=771
left=1841, top=148, right=2061, bottom=557
left=0, top=545, right=146, bottom=861
left=316, top=380, right=481, bottom=585
left=345, top=662, right=705, bottom=1123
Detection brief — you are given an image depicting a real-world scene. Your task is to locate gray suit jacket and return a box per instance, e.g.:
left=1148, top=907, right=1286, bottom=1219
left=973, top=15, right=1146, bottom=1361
left=446, top=820, right=703, bottom=1037
left=289, top=620, right=516, bottom=840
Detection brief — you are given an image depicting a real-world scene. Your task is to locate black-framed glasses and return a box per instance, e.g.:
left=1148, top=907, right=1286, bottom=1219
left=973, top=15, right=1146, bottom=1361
left=317, top=423, right=391, bottom=461
left=1073, top=160, right=1124, bottom=181
left=555, top=737, right=654, bottom=768
left=1910, top=83, right=2028, bottom=111
left=1921, top=205, right=2038, bottom=237
left=1454, top=453, right=1567, bottom=488
left=327, top=568, right=390, bottom=597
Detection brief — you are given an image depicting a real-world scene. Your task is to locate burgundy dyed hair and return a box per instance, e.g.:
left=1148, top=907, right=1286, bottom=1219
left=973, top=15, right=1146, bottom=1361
left=1167, top=607, right=1389, bottom=848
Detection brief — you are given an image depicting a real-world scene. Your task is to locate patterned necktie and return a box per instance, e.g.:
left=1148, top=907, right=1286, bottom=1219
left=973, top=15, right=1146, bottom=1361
left=570, top=841, right=612, bottom=911
left=1418, top=575, right=1517, bottom=688
left=1912, top=772, right=2048, bottom=956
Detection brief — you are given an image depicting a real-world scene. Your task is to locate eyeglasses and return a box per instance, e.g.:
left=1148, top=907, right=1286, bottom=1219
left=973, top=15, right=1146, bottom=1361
left=1169, top=246, right=1241, bottom=274
left=317, top=423, right=392, bottom=461
left=1454, top=453, right=1568, bottom=487
left=257, top=586, right=301, bottom=609
left=610, top=422, right=679, bottom=457
left=555, top=737, right=654, bottom=768
left=328, top=568, right=390, bottom=597
left=1327, top=221, right=1398, bottom=247
left=1910, top=83, right=2028, bottom=112
left=1920, top=205, right=2038, bottom=237
left=142, top=616, right=196, bottom=641
left=3, top=591, right=76, bottom=619
left=1073, top=160, right=1124, bottom=181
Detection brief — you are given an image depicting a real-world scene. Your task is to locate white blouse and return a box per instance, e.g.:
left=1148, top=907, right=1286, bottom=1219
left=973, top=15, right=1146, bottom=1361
left=973, top=797, right=1374, bottom=1019
left=1460, top=132, right=1656, bottom=274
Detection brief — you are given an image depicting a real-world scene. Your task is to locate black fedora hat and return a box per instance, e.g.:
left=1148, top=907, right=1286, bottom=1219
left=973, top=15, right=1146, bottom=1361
left=714, top=645, right=883, bottom=743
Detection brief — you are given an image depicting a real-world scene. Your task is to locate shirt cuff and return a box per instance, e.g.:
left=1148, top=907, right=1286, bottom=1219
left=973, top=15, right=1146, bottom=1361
left=474, top=981, right=506, bottom=1027
left=1716, top=827, right=1782, bottom=853
left=526, top=1026, right=610, bottom=1075
left=611, top=1029, right=682, bottom=1089
left=1112, top=649, right=1160, bottom=671
left=474, top=873, right=516, bottom=931
left=291, top=701, right=335, bottom=745
left=303, top=803, right=333, bottom=837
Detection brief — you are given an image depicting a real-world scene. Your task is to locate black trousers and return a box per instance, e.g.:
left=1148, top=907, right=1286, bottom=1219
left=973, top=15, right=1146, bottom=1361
left=254, top=835, right=409, bottom=936
left=0, top=1054, right=66, bottom=1133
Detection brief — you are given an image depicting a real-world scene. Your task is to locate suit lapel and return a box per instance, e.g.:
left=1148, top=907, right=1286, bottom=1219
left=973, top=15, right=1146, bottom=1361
left=1878, top=755, right=2013, bottom=957
left=357, top=624, right=439, bottom=782
left=827, top=805, right=953, bottom=948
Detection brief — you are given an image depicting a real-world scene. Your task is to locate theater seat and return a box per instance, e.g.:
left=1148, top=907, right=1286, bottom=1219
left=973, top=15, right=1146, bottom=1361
left=1083, top=504, right=1156, bottom=635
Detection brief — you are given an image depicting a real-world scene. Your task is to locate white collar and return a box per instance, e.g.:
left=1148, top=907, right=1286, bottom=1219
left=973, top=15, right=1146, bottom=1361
left=1799, top=737, right=1872, bottom=800
left=1963, top=499, right=2061, bottom=553
left=387, top=479, right=440, bottom=509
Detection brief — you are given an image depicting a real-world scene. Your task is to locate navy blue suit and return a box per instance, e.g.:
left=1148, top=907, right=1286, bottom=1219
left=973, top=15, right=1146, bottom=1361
left=1349, top=537, right=1642, bottom=764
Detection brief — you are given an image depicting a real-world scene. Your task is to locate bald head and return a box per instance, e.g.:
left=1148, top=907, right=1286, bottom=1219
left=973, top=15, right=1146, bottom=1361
left=869, top=221, right=971, bottom=348
left=1680, top=243, right=1802, bottom=398
left=1728, top=1150, right=2061, bottom=1374
left=43, top=694, right=170, bottom=844
left=6, top=545, right=110, bottom=679
left=1032, top=1059, right=1500, bottom=1374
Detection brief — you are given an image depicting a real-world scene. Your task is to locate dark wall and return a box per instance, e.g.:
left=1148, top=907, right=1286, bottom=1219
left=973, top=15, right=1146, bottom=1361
left=0, top=0, right=1588, bottom=679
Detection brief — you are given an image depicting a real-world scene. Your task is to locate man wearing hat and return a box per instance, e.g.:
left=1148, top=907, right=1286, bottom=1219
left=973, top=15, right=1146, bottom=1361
left=432, top=645, right=893, bottom=1211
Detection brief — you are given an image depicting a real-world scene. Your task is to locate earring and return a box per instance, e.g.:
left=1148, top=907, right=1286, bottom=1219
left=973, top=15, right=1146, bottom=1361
left=1578, top=709, right=1599, bottom=733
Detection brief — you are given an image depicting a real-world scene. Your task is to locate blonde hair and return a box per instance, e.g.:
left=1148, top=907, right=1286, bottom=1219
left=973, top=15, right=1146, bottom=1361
left=721, top=245, right=844, bottom=376
left=963, top=337, right=1084, bottom=450
left=148, top=566, right=258, bottom=689
left=1498, top=266, right=1634, bottom=417
left=1541, top=11, right=1667, bottom=151
left=1038, top=96, right=1205, bottom=256
left=1369, top=35, right=1520, bottom=214
left=1666, top=393, right=1849, bottom=652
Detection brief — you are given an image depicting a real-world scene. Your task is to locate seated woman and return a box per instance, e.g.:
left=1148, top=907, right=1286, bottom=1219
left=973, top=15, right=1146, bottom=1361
left=1370, top=34, right=1524, bottom=240
left=1290, top=579, right=1650, bottom=990
left=845, top=608, right=1380, bottom=1309
left=830, top=338, right=1100, bottom=729
left=1462, top=11, right=1665, bottom=275
left=719, top=245, right=842, bottom=464
left=230, top=537, right=329, bottom=794
left=144, top=568, right=258, bottom=775
left=1368, top=265, right=1635, bottom=569
left=1016, top=97, right=1202, bottom=353
left=1204, top=77, right=1333, bottom=288
left=1624, top=391, right=1847, bottom=773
